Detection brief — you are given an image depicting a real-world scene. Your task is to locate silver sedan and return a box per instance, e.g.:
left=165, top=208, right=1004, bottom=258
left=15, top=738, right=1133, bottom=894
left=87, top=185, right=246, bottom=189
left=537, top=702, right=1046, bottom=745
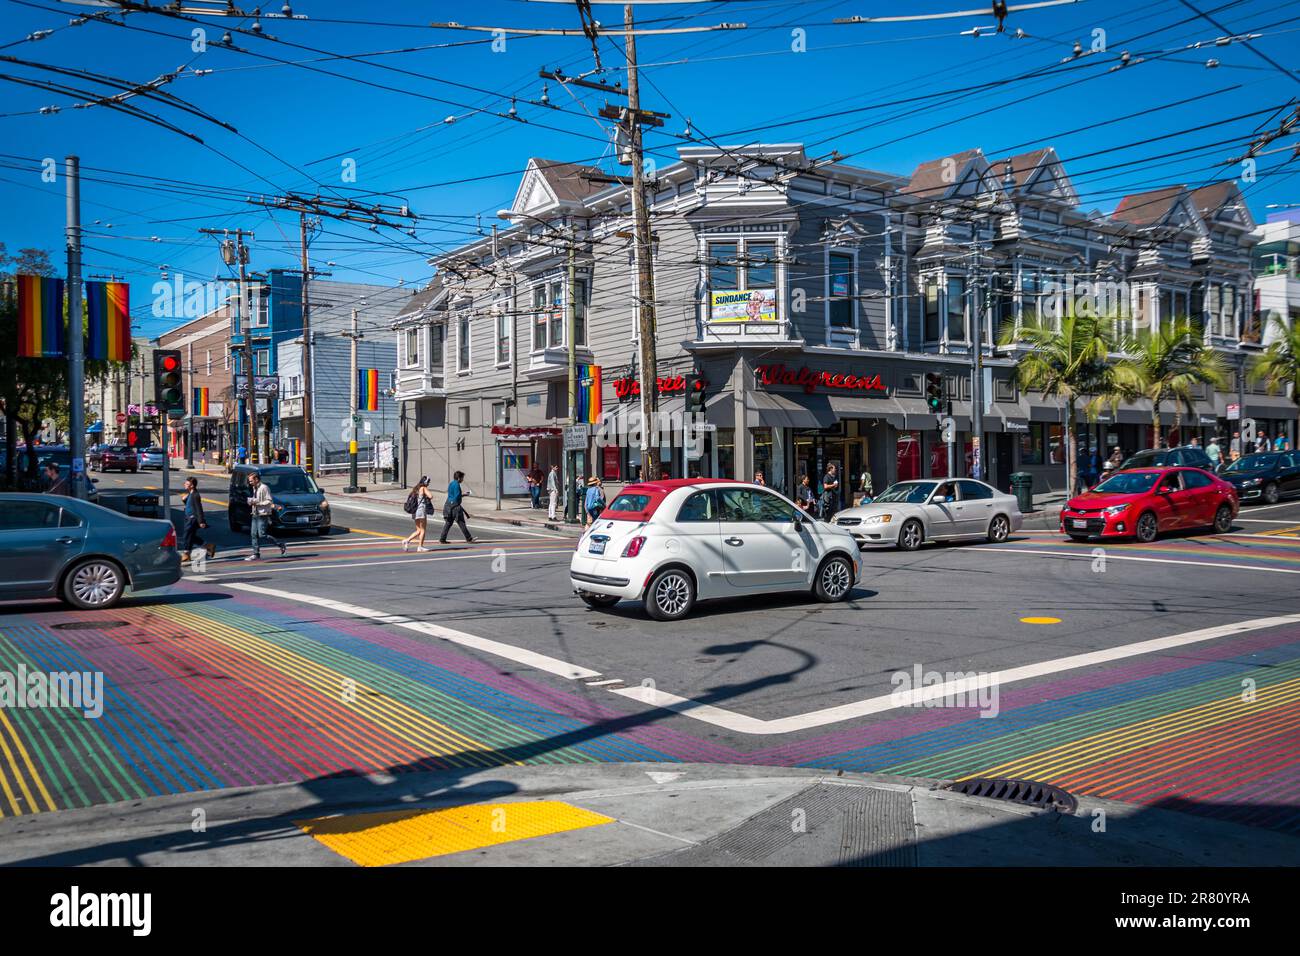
left=831, top=478, right=1023, bottom=550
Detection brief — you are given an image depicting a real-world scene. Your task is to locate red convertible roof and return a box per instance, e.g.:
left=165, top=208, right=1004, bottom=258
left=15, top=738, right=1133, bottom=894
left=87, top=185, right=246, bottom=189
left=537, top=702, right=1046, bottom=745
left=603, top=478, right=737, bottom=521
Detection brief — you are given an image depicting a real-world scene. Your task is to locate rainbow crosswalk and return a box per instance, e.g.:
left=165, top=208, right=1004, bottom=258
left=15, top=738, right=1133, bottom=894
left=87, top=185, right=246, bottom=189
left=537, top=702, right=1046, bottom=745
left=1, top=584, right=1298, bottom=836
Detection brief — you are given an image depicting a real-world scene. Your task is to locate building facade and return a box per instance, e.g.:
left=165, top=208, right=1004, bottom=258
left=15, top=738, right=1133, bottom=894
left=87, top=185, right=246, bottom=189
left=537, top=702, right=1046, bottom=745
left=395, top=145, right=1292, bottom=506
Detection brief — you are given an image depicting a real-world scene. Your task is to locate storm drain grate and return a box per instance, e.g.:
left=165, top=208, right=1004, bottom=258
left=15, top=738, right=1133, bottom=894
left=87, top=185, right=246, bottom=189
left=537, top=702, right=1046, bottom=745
left=52, top=621, right=129, bottom=630
left=943, top=777, right=1077, bottom=813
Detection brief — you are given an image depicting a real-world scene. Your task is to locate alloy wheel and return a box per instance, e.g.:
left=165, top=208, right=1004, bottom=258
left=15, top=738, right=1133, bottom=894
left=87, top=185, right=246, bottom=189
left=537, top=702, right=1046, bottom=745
left=988, top=515, right=1010, bottom=542
left=1136, top=513, right=1158, bottom=543
left=71, top=562, right=121, bottom=607
left=653, top=572, right=692, bottom=617
left=819, top=559, right=851, bottom=599
left=899, top=520, right=922, bottom=551
left=1214, top=506, right=1233, bottom=534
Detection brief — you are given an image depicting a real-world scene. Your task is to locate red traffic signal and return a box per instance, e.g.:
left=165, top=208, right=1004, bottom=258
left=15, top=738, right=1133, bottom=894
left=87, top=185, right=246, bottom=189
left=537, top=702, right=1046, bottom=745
left=126, top=427, right=149, bottom=448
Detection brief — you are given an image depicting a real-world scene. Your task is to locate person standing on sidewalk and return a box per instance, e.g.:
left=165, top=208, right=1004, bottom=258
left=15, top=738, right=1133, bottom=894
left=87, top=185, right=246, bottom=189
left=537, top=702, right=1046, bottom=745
left=819, top=462, right=840, bottom=519
left=244, top=471, right=286, bottom=561
left=402, top=475, right=435, bottom=552
left=180, top=477, right=216, bottom=562
left=526, top=465, right=543, bottom=509
left=546, top=463, right=560, bottom=521
left=439, top=470, right=474, bottom=544
left=584, top=476, right=606, bottom=527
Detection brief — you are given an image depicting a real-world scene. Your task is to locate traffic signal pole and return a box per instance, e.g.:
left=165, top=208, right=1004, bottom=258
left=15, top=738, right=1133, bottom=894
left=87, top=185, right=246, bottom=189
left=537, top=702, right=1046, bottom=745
left=65, top=155, right=87, bottom=500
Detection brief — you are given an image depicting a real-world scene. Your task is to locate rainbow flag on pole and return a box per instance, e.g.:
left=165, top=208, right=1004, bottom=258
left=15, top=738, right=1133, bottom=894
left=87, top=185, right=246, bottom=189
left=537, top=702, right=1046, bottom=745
left=16, top=274, right=65, bottom=358
left=193, top=387, right=210, bottom=417
left=357, top=368, right=380, bottom=411
left=85, top=280, right=131, bottom=362
left=576, top=364, right=602, bottom=424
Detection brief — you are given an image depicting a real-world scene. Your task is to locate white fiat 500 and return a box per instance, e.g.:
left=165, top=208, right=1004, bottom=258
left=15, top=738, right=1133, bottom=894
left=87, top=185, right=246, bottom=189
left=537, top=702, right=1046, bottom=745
left=832, top=478, right=1023, bottom=550
left=570, top=479, right=862, bottom=621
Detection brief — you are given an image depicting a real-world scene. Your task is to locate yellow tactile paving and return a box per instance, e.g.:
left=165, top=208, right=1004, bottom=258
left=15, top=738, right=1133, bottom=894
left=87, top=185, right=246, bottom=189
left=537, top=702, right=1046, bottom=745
left=297, top=801, right=616, bottom=866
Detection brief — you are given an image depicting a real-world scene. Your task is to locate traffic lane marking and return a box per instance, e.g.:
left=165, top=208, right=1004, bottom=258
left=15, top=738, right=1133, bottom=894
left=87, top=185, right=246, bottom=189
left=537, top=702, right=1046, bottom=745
left=218, top=581, right=1300, bottom=737
left=220, top=581, right=601, bottom=680
left=976, top=545, right=1300, bottom=574
left=191, top=548, right=574, bottom=578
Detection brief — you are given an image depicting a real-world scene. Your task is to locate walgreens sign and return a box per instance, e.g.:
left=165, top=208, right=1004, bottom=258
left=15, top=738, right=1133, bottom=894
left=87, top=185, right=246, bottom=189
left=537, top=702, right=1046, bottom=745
left=755, top=363, right=887, bottom=395
left=612, top=375, right=706, bottom=400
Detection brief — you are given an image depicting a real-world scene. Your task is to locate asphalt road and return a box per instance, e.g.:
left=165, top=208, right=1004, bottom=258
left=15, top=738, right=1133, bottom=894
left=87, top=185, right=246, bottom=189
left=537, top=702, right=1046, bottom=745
left=3, top=466, right=1299, bottom=845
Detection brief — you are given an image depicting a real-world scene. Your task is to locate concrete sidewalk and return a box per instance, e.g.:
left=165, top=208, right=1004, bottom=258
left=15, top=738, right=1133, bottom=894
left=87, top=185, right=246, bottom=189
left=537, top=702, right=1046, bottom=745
left=0, top=763, right=1290, bottom=867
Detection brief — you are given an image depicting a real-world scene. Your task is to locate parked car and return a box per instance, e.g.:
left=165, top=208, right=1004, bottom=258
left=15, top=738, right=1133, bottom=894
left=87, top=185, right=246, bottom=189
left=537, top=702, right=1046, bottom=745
left=90, top=443, right=139, bottom=473
left=1060, top=467, right=1237, bottom=543
left=1216, top=451, right=1300, bottom=505
left=136, top=446, right=170, bottom=470
left=0, top=493, right=180, bottom=609
left=569, top=478, right=861, bottom=621
left=1120, top=445, right=1213, bottom=470
left=832, top=478, right=1023, bottom=551
left=227, top=464, right=331, bottom=535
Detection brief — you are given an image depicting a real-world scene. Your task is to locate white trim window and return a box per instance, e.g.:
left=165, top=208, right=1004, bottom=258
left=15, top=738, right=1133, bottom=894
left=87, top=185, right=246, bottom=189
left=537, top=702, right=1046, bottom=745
left=403, top=327, right=421, bottom=368
left=826, top=249, right=857, bottom=334
left=457, top=312, right=471, bottom=372
left=946, top=276, right=967, bottom=343
left=573, top=277, right=588, bottom=347
left=495, top=300, right=511, bottom=366
left=531, top=280, right=564, bottom=351
left=429, top=322, right=444, bottom=371
left=705, top=236, right=780, bottom=322
left=923, top=276, right=941, bottom=344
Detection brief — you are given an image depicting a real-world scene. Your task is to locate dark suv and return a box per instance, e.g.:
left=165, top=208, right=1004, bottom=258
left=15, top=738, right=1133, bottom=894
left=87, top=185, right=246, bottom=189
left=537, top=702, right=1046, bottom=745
left=1120, top=445, right=1213, bottom=470
left=227, top=464, right=331, bottom=536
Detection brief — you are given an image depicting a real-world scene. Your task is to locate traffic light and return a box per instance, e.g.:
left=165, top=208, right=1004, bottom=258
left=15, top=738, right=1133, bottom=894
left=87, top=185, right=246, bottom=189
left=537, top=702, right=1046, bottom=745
left=126, top=427, right=150, bottom=449
left=925, top=372, right=944, bottom=413
left=153, top=349, right=185, bottom=418
left=685, top=374, right=707, bottom=416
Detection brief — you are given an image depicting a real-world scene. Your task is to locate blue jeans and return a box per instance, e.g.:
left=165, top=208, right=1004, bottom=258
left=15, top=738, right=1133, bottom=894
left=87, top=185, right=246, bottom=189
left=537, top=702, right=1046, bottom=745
left=250, top=514, right=280, bottom=557
left=530, top=485, right=541, bottom=508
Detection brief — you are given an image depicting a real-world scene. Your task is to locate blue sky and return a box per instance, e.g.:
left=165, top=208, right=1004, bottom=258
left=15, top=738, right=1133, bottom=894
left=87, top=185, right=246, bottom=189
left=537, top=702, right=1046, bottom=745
left=2, top=0, right=1298, bottom=338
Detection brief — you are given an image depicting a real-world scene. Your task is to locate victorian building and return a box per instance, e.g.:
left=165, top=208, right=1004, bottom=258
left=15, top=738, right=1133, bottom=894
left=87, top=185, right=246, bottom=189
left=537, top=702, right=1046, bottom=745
left=394, top=144, right=1281, bottom=504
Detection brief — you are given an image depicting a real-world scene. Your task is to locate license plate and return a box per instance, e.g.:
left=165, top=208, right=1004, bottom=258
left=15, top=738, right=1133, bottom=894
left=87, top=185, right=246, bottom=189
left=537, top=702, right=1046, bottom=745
left=589, top=539, right=606, bottom=555
left=297, top=516, right=311, bottom=524
left=1072, top=519, right=1087, bottom=529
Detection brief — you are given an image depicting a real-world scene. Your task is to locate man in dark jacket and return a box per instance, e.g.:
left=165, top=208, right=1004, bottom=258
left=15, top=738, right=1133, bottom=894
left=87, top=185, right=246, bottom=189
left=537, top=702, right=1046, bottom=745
left=181, top=476, right=216, bottom=562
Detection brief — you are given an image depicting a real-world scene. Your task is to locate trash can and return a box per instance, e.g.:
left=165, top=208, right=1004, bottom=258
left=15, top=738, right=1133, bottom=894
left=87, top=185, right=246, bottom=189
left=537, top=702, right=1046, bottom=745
left=126, top=491, right=160, bottom=519
left=1009, top=472, right=1035, bottom=514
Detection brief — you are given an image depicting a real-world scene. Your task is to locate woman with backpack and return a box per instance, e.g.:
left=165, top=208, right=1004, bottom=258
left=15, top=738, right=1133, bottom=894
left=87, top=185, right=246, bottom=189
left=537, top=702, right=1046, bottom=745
left=402, top=475, right=435, bottom=552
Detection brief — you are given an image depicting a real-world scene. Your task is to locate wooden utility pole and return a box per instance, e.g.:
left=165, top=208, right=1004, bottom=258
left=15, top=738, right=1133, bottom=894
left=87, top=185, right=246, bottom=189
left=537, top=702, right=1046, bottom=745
left=246, top=194, right=415, bottom=476
left=626, top=5, right=660, bottom=479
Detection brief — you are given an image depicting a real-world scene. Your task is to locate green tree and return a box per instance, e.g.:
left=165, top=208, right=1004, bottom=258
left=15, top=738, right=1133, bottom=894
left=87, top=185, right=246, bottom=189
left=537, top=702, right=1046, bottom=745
left=1114, top=319, right=1228, bottom=448
left=1001, top=312, right=1127, bottom=496
left=1248, top=314, right=1300, bottom=415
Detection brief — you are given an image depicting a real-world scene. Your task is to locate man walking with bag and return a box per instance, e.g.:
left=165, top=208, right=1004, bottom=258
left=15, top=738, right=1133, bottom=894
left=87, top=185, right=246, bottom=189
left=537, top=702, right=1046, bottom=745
left=439, top=470, right=475, bottom=544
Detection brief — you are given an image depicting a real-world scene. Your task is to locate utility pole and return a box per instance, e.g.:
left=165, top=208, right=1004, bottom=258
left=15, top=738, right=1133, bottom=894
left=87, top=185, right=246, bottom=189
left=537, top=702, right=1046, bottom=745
left=186, top=339, right=195, bottom=468
left=565, top=224, right=578, bottom=522
left=247, top=194, right=415, bottom=477
left=970, top=222, right=986, bottom=483
left=343, top=307, right=362, bottom=493
left=201, top=227, right=256, bottom=465
left=65, top=155, right=86, bottom=500
left=625, top=5, right=661, bottom=481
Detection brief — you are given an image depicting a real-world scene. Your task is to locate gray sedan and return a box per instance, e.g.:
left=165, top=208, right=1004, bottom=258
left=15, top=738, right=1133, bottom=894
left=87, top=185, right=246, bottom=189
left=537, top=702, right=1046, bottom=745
left=0, top=493, right=181, bottom=609
left=831, top=478, right=1023, bottom=550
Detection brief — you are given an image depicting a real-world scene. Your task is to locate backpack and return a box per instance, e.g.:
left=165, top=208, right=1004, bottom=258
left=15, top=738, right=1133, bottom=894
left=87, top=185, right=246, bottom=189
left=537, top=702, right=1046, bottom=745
left=403, top=490, right=419, bottom=515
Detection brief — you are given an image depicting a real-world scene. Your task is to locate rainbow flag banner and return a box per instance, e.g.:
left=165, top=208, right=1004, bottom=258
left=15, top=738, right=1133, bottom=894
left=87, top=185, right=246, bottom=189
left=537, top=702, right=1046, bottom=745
left=193, top=387, right=210, bottom=417
left=357, top=367, right=380, bottom=411
left=16, top=274, right=65, bottom=358
left=576, top=364, right=602, bottom=424
left=85, top=280, right=131, bottom=362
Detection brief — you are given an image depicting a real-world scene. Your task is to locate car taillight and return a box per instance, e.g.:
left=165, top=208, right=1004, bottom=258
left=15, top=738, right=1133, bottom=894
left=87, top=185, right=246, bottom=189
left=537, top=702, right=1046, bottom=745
left=161, top=527, right=176, bottom=549
left=622, top=536, right=646, bottom=558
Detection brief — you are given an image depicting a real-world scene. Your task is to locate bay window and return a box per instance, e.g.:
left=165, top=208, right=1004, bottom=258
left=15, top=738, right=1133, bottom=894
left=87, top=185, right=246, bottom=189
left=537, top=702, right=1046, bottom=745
left=947, top=276, right=967, bottom=343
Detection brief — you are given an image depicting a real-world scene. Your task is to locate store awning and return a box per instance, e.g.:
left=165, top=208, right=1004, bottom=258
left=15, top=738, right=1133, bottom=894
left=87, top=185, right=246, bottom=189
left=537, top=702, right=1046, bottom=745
left=86, top=422, right=103, bottom=434
left=490, top=425, right=562, bottom=440
left=827, top=394, right=906, bottom=428
left=704, top=390, right=836, bottom=429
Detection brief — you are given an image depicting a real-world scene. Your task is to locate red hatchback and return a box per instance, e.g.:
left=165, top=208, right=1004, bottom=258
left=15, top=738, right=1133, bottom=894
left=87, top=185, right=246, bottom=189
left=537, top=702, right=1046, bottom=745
left=1060, top=467, right=1238, bottom=543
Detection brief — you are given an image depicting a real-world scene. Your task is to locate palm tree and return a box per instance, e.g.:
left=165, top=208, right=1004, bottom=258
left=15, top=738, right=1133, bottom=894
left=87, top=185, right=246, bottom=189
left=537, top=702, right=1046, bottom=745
left=1000, top=312, right=1126, bottom=496
left=1114, top=319, right=1228, bottom=448
left=1248, top=314, right=1300, bottom=414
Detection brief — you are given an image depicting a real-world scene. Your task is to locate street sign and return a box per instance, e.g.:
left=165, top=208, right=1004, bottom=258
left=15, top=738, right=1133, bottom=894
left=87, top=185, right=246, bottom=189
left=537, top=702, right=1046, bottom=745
left=115, top=412, right=126, bottom=425
left=1227, top=403, right=1240, bottom=421
left=363, top=420, right=372, bottom=435
left=563, top=424, right=590, bottom=450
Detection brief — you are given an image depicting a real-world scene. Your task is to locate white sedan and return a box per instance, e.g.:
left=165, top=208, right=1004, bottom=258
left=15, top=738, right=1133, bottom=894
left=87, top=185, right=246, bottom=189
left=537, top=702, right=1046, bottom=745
left=570, top=478, right=862, bottom=621
left=832, top=478, right=1023, bottom=551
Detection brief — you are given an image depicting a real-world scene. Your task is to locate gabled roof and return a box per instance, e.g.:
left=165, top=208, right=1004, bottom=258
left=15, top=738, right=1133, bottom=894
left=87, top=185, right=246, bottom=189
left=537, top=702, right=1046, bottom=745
left=393, top=277, right=445, bottom=325
left=1189, top=181, right=1255, bottom=230
left=507, top=157, right=606, bottom=219
left=1111, top=186, right=1186, bottom=227
left=906, top=148, right=987, bottom=200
